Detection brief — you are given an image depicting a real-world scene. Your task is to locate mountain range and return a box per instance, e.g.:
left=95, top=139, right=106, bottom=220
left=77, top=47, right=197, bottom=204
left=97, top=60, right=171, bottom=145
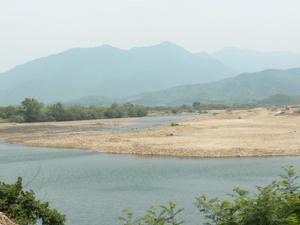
left=129, top=68, right=300, bottom=105
left=1, top=42, right=300, bottom=106
left=0, top=42, right=234, bottom=105
left=212, top=47, right=300, bottom=73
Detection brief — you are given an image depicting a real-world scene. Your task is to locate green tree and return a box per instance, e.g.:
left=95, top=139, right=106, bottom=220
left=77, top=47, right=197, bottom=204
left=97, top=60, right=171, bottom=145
left=0, top=177, right=66, bottom=225
left=0, top=106, right=21, bottom=119
left=46, top=103, right=71, bottom=121
left=195, top=166, right=300, bottom=225
left=21, top=98, right=45, bottom=122
left=192, top=102, right=201, bottom=110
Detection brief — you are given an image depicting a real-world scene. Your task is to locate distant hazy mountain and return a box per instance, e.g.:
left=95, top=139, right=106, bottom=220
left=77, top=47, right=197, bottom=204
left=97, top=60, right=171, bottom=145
left=129, top=68, right=300, bottom=106
left=65, top=96, right=123, bottom=106
left=0, top=42, right=235, bottom=105
left=212, top=47, right=300, bottom=73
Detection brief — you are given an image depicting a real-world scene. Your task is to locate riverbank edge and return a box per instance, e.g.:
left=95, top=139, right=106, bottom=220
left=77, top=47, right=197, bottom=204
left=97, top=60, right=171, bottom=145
left=1, top=140, right=300, bottom=160
left=1, top=109, right=300, bottom=159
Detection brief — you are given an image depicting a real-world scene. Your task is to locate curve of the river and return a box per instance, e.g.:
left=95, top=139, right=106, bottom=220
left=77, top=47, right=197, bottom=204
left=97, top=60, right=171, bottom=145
left=0, top=115, right=299, bottom=225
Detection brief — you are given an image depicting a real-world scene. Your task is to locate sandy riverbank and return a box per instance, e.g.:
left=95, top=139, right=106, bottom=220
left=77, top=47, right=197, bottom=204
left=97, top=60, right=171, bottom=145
left=0, top=108, right=300, bottom=158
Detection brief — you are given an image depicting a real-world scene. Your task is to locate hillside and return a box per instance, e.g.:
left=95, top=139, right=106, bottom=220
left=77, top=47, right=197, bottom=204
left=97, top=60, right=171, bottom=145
left=129, top=68, right=300, bottom=105
left=258, top=94, right=300, bottom=106
left=65, top=96, right=123, bottom=106
left=213, top=47, right=300, bottom=73
left=0, top=42, right=234, bottom=105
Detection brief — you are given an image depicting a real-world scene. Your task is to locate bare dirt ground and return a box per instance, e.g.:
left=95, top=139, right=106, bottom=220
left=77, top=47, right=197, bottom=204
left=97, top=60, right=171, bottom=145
left=0, top=108, right=300, bottom=158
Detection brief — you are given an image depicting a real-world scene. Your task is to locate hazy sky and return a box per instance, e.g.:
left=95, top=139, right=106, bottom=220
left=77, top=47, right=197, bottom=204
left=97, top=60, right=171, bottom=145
left=1, top=0, right=300, bottom=72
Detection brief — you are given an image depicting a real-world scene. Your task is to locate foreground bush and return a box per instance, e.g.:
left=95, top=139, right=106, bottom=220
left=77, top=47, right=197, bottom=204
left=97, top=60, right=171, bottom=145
left=119, top=166, right=300, bottom=225
left=0, top=177, right=65, bottom=225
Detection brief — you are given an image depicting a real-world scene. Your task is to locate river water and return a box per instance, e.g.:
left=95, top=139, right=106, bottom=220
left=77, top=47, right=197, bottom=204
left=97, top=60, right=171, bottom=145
left=1, top=143, right=300, bottom=225
left=0, top=115, right=299, bottom=225
left=102, top=114, right=199, bottom=130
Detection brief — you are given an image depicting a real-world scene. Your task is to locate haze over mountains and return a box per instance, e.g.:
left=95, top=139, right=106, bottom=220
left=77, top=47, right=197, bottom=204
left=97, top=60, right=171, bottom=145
left=0, top=42, right=234, bottom=105
left=213, top=47, right=300, bottom=73
left=130, top=68, right=300, bottom=105
left=1, top=42, right=300, bottom=106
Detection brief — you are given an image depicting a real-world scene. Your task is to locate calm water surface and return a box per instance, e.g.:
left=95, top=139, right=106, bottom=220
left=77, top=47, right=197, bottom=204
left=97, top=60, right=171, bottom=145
left=103, top=114, right=199, bottom=130
left=1, top=143, right=300, bottom=225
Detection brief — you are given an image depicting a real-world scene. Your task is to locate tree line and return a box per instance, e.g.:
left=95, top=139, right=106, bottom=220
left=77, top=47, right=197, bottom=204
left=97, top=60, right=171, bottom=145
left=0, top=98, right=148, bottom=123
left=0, top=98, right=259, bottom=123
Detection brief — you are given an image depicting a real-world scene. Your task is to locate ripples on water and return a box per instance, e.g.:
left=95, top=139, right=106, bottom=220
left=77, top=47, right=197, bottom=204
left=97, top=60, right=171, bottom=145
left=1, top=143, right=300, bottom=225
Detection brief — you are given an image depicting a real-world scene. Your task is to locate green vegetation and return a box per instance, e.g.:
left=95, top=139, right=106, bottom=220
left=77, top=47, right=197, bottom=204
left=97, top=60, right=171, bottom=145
left=118, top=202, right=184, bottom=225
left=0, top=98, right=261, bottom=124
left=258, top=94, right=300, bottom=106
left=0, top=98, right=148, bottom=123
left=141, top=102, right=256, bottom=117
left=119, top=166, right=300, bottom=225
left=0, top=177, right=65, bottom=225
left=2, top=167, right=299, bottom=225
left=131, top=68, right=300, bottom=106
left=150, top=102, right=257, bottom=115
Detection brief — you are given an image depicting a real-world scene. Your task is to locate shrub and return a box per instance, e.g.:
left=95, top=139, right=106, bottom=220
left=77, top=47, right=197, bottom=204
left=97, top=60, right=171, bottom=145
left=119, top=166, right=300, bottom=225
left=118, top=201, right=184, bottom=225
left=195, top=166, right=300, bottom=225
left=0, top=177, right=66, bottom=225
left=8, top=115, right=25, bottom=123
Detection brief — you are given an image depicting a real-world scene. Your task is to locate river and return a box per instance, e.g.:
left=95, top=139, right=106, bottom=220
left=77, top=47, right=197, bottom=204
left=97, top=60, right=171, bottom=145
left=1, top=143, right=300, bottom=225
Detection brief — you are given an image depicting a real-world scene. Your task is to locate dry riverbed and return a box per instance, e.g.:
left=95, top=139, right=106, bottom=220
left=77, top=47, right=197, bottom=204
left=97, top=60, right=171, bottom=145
left=0, top=108, right=300, bottom=158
